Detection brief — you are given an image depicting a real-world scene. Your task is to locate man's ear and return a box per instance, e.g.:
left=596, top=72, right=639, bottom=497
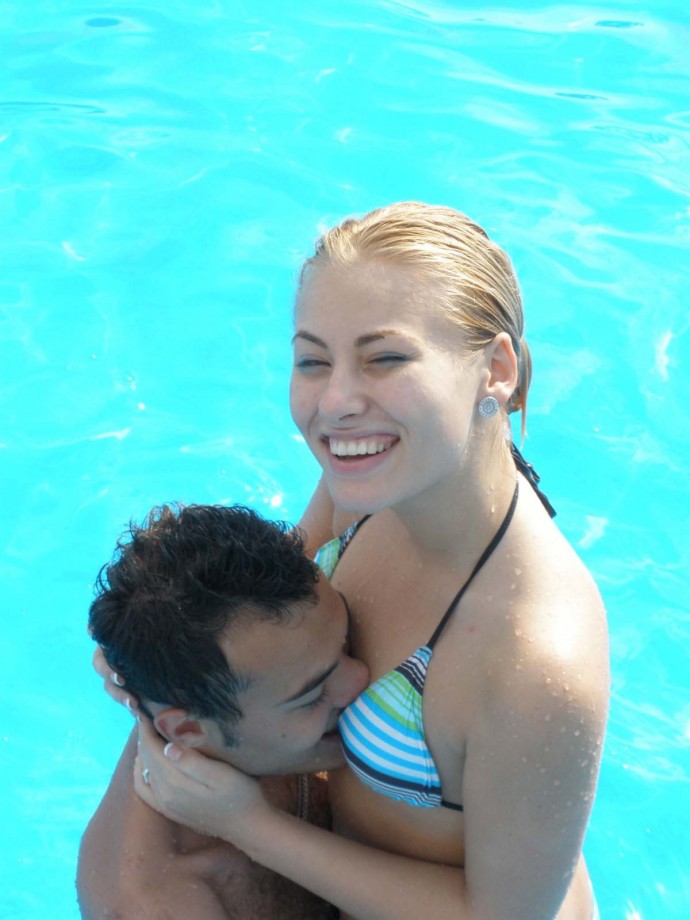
left=153, top=707, right=209, bottom=749
left=483, top=332, right=518, bottom=406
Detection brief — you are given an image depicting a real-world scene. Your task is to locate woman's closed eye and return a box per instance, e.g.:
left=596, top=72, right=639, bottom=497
left=294, top=356, right=330, bottom=371
left=369, top=352, right=410, bottom=366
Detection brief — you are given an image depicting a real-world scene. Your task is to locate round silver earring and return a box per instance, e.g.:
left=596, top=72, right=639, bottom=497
left=478, top=396, right=499, bottom=419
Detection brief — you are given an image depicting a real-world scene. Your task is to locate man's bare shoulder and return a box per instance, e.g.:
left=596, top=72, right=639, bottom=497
left=78, top=744, right=336, bottom=920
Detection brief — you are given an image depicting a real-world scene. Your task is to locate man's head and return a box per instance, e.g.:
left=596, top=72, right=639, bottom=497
left=89, top=504, right=368, bottom=775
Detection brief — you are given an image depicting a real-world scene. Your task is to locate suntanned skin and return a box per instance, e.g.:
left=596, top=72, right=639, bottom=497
left=134, top=477, right=606, bottom=920
left=77, top=731, right=335, bottom=920
left=323, top=481, right=605, bottom=920
left=78, top=487, right=350, bottom=920
left=79, top=589, right=360, bottom=920
left=83, top=242, right=608, bottom=919
left=134, top=259, right=609, bottom=919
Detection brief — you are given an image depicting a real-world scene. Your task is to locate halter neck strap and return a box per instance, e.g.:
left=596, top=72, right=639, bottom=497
left=427, top=481, right=519, bottom=650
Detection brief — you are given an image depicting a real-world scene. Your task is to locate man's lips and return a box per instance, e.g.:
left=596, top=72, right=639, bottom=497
left=322, top=723, right=341, bottom=741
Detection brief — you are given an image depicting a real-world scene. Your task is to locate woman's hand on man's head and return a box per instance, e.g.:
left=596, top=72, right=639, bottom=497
left=134, top=718, right=268, bottom=847
left=92, top=644, right=139, bottom=714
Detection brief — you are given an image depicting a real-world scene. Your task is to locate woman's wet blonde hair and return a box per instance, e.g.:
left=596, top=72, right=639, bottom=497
left=299, top=201, right=531, bottom=436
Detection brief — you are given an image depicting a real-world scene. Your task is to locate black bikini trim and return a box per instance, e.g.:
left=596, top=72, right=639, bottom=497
left=510, top=443, right=556, bottom=518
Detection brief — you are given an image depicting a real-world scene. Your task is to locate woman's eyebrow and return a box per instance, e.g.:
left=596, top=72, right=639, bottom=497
left=292, top=330, right=327, bottom=347
left=292, top=330, right=412, bottom=348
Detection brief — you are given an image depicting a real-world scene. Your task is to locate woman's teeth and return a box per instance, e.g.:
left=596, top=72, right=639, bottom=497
left=329, top=438, right=390, bottom=457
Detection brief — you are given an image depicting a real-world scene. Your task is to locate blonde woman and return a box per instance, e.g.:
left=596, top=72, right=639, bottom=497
left=136, top=202, right=609, bottom=919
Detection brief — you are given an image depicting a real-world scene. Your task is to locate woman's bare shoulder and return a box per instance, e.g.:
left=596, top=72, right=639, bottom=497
left=480, top=502, right=609, bottom=717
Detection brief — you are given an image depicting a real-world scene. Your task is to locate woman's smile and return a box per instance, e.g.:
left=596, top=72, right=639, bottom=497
left=290, top=261, right=481, bottom=514
left=328, top=436, right=396, bottom=458
left=322, top=434, right=399, bottom=477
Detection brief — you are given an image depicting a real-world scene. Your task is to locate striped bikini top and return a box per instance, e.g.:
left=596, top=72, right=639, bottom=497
left=316, top=483, right=519, bottom=811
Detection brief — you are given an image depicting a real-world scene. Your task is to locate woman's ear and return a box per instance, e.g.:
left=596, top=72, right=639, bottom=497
left=153, top=708, right=208, bottom=748
left=484, top=332, right=518, bottom=406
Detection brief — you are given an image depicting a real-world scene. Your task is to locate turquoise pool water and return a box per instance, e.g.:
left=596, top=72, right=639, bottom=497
left=2, top=1, right=689, bottom=916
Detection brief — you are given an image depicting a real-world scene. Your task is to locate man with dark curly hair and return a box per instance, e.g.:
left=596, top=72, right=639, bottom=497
left=78, top=503, right=368, bottom=919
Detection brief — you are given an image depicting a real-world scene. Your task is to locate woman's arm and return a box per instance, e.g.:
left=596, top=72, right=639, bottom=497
left=297, top=475, right=337, bottom=557
left=297, top=474, right=362, bottom=556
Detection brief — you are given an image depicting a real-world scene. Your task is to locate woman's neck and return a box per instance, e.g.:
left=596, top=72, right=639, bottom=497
left=393, top=436, right=517, bottom=568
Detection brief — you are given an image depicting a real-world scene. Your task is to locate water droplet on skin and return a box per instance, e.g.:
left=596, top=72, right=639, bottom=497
left=515, top=628, right=523, bottom=637
left=544, top=713, right=552, bottom=722
left=514, top=568, right=522, bottom=576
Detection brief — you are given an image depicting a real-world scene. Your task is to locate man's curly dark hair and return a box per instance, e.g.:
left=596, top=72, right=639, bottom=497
left=89, top=504, right=320, bottom=745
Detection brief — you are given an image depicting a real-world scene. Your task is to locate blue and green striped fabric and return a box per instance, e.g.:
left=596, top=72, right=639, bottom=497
left=315, top=482, right=520, bottom=811
left=316, top=525, right=448, bottom=808
left=338, top=644, right=445, bottom=807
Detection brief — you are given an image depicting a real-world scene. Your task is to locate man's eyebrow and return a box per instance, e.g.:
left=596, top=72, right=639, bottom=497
left=292, top=330, right=408, bottom=348
left=281, top=660, right=339, bottom=705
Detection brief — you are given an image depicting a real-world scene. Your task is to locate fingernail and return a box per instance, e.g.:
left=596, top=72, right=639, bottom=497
left=124, top=697, right=134, bottom=713
left=164, top=742, right=181, bottom=762
left=112, top=672, right=125, bottom=687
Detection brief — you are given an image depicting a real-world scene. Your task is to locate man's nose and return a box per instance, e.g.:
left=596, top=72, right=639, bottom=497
left=333, top=656, right=370, bottom=709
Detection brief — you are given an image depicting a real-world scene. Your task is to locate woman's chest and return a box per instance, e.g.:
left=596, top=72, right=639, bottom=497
left=329, top=521, right=488, bottom=832
left=330, top=519, right=486, bottom=692
left=331, top=524, right=450, bottom=667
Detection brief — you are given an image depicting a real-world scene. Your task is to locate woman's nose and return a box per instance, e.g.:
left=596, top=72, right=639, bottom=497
left=318, top=368, right=367, bottom=421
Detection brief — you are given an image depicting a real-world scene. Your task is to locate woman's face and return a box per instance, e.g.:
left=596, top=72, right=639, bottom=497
left=290, top=260, right=486, bottom=515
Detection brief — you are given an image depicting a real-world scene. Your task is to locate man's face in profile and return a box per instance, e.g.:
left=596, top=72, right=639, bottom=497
left=180, top=575, right=369, bottom=776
